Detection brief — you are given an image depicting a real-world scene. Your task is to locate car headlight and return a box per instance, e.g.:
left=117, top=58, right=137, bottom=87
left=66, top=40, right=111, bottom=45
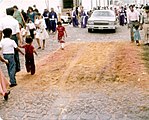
left=109, top=22, right=114, bottom=25
left=88, top=21, right=94, bottom=25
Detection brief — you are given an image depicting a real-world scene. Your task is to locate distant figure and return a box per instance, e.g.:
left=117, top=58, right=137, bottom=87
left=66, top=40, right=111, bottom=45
left=43, top=9, right=49, bottom=30
left=133, top=23, right=141, bottom=46
left=56, top=21, right=67, bottom=50
left=114, top=8, right=118, bottom=21
left=21, top=9, right=28, bottom=22
left=33, top=5, right=39, bottom=14
left=26, top=18, right=36, bottom=39
left=119, top=7, right=126, bottom=26
left=66, top=9, right=72, bottom=25
left=19, top=23, right=27, bottom=44
left=48, top=8, right=58, bottom=33
left=80, top=7, right=88, bottom=28
left=72, top=7, right=79, bottom=27
left=127, top=5, right=140, bottom=42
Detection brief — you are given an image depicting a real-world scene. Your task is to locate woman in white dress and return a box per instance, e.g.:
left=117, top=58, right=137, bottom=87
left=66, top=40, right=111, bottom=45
left=35, top=13, right=49, bottom=50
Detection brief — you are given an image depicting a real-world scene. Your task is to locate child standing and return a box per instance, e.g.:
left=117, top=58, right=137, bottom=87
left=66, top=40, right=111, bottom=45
left=21, top=36, right=37, bottom=75
left=26, top=19, right=36, bottom=39
left=56, top=21, right=67, bottom=50
left=0, top=28, right=24, bottom=87
left=19, top=23, right=27, bottom=44
left=133, top=24, right=141, bottom=46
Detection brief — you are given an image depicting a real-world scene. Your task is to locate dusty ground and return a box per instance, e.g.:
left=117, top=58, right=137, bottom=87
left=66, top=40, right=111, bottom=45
left=17, top=41, right=149, bottom=91
left=1, top=41, right=149, bottom=120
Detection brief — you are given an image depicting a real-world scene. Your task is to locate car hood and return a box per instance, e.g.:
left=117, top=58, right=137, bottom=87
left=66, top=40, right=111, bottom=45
left=88, top=17, right=115, bottom=21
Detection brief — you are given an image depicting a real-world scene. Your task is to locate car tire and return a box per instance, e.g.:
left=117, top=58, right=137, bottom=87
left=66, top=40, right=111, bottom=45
left=61, top=19, right=65, bottom=24
left=88, top=29, right=93, bottom=33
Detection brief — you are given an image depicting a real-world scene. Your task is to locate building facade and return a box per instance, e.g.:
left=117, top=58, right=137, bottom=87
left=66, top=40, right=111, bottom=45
left=1, top=0, right=148, bottom=15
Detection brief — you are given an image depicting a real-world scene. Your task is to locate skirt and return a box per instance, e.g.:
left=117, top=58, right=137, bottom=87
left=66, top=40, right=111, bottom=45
left=0, top=69, right=10, bottom=96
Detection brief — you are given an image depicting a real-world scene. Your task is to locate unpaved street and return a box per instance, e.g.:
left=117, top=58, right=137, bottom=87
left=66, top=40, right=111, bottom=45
left=0, top=26, right=149, bottom=120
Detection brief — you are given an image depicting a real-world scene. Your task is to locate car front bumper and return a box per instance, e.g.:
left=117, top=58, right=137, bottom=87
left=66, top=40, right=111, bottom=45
left=88, top=25, right=116, bottom=30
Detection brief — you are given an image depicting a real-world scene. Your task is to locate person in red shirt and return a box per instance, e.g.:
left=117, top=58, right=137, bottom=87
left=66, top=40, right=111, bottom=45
left=56, top=21, right=67, bottom=50
left=21, top=36, right=37, bottom=75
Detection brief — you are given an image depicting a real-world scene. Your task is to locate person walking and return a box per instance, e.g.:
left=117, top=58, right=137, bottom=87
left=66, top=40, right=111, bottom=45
left=80, top=7, right=88, bottom=28
left=140, top=5, right=149, bottom=45
left=72, top=7, right=79, bottom=27
left=0, top=55, right=10, bottom=100
left=48, top=8, right=58, bottom=33
left=0, top=7, right=23, bottom=73
left=26, top=18, right=36, bottom=39
left=119, top=6, right=126, bottom=26
left=13, top=5, right=25, bottom=27
left=27, top=7, right=36, bottom=23
left=55, top=21, right=67, bottom=50
left=20, top=36, right=37, bottom=75
left=19, top=23, right=27, bottom=44
left=35, top=13, right=49, bottom=50
left=21, top=9, right=28, bottom=23
left=0, top=28, right=24, bottom=87
left=133, top=23, right=141, bottom=46
left=43, top=9, right=49, bottom=30
left=33, top=5, right=39, bottom=14
left=127, top=5, right=140, bottom=42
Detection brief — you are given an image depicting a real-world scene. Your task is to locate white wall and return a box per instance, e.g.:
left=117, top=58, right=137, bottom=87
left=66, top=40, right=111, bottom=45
left=82, top=0, right=92, bottom=10
left=82, top=0, right=102, bottom=10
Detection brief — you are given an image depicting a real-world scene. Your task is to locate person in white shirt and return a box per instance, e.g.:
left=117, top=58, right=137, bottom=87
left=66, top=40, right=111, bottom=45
left=0, top=8, right=22, bottom=72
left=35, top=13, right=49, bottom=50
left=0, top=28, right=24, bottom=87
left=19, top=23, right=27, bottom=44
left=127, top=5, right=140, bottom=42
left=26, top=18, right=36, bottom=39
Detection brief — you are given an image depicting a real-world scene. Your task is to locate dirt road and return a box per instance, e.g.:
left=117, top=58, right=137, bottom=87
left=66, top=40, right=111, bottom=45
left=17, top=42, right=149, bottom=90
left=1, top=41, right=149, bottom=120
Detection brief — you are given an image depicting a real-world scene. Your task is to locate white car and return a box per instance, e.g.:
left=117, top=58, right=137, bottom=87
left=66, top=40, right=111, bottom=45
left=87, top=10, right=117, bottom=32
left=61, top=15, right=71, bottom=23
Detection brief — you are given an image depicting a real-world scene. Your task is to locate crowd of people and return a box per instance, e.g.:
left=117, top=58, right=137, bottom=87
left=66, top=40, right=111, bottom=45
left=68, top=4, right=149, bottom=46
left=0, top=5, right=68, bottom=100
left=0, top=3, right=149, bottom=101
left=93, top=4, right=149, bottom=46
left=118, top=4, right=149, bottom=46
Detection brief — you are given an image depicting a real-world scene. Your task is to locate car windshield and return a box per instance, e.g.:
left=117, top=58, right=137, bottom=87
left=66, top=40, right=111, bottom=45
left=92, top=11, right=114, bottom=17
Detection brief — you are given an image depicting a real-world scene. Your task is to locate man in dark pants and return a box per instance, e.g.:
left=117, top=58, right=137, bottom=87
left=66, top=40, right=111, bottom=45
left=49, top=8, right=58, bottom=33
left=43, top=9, right=49, bottom=30
left=0, top=7, right=22, bottom=73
